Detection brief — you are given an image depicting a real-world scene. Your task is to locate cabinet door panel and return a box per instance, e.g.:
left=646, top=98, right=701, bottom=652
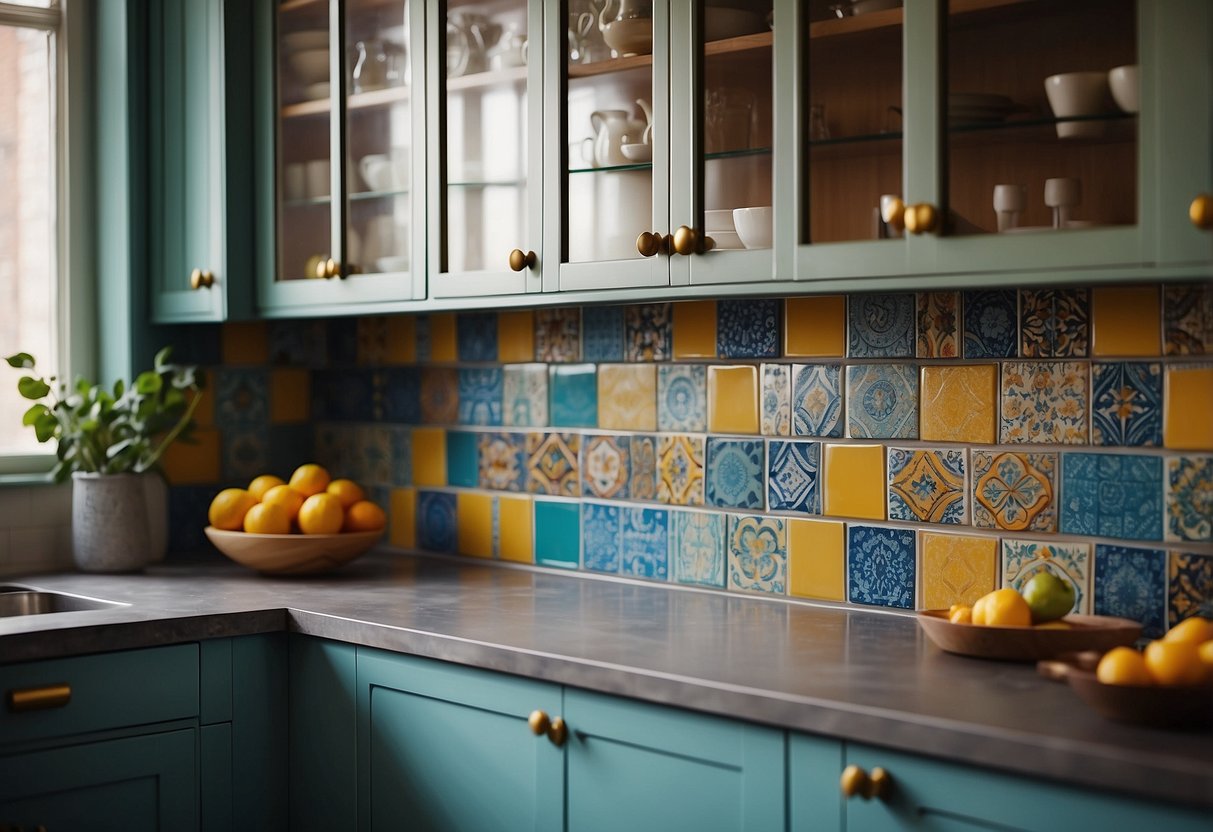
left=565, top=688, right=785, bottom=832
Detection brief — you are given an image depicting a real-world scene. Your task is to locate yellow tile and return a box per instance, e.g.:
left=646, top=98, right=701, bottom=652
left=784, top=296, right=846, bottom=357
left=598, top=364, right=657, bottom=430
left=160, top=427, right=221, bottom=485
left=1165, top=366, right=1213, bottom=450
left=411, top=428, right=447, bottom=486
left=192, top=370, right=216, bottom=428
left=390, top=487, right=416, bottom=549
left=269, top=368, right=311, bottom=424
left=430, top=313, right=457, bottom=362
left=708, top=365, right=759, bottom=434
left=920, top=532, right=997, bottom=610
left=1092, top=286, right=1161, bottom=357
left=822, top=443, right=886, bottom=520
left=499, top=311, right=535, bottom=363
left=920, top=364, right=997, bottom=444
left=673, top=301, right=717, bottom=358
left=457, top=492, right=494, bottom=559
left=788, top=518, right=846, bottom=601
left=384, top=316, right=417, bottom=364
left=498, top=494, right=533, bottom=563
left=221, top=322, right=269, bottom=366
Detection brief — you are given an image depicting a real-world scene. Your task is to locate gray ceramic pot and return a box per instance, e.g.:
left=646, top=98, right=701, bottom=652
left=71, top=471, right=169, bottom=572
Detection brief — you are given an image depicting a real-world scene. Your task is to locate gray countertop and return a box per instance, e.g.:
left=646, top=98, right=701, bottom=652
left=2, top=550, right=1211, bottom=810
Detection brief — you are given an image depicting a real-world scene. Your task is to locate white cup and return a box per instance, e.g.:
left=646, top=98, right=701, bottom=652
left=1044, top=72, right=1110, bottom=138
left=993, top=184, right=1026, bottom=232
left=358, top=154, right=392, bottom=192
left=284, top=162, right=306, bottom=201
left=1108, top=64, right=1139, bottom=114
left=305, top=158, right=331, bottom=198
left=1044, top=177, right=1082, bottom=228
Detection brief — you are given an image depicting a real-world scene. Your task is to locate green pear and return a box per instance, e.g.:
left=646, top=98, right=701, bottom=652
left=1021, top=571, right=1076, bottom=624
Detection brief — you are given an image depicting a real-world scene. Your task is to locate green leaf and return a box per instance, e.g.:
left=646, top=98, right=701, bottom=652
left=18, top=376, right=51, bottom=400
left=22, top=403, right=49, bottom=426
left=113, top=378, right=125, bottom=398
left=106, top=438, right=135, bottom=458
left=51, top=460, right=70, bottom=483
left=134, top=371, right=162, bottom=395
left=5, top=353, right=35, bottom=369
left=33, top=413, right=57, bottom=443
left=154, top=346, right=172, bottom=370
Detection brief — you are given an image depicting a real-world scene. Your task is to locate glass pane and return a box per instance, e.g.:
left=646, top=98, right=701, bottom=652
left=276, top=2, right=333, bottom=281
left=0, top=25, right=55, bottom=456
left=947, top=0, right=1137, bottom=236
left=701, top=0, right=773, bottom=252
left=804, top=0, right=903, bottom=244
left=444, top=0, right=529, bottom=274
left=346, top=0, right=411, bottom=276
left=566, top=0, right=654, bottom=263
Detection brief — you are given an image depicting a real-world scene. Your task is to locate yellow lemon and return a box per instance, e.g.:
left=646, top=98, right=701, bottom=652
left=1144, top=640, right=1209, bottom=687
left=344, top=500, right=386, bottom=532
left=289, top=463, right=332, bottom=497
left=247, top=474, right=285, bottom=502
left=208, top=488, right=257, bottom=531
left=298, top=492, right=344, bottom=535
left=1097, top=646, right=1153, bottom=686
left=243, top=502, right=292, bottom=535
left=262, top=484, right=305, bottom=522
left=327, top=478, right=366, bottom=510
left=1163, top=616, right=1213, bottom=646
left=948, top=604, right=972, bottom=625
left=972, top=588, right=1031, bottom=627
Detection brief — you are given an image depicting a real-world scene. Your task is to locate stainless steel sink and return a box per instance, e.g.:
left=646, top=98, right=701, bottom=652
left=0, top=585, right=123, bottom=617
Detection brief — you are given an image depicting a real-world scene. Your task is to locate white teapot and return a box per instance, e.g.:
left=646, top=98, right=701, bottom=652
left=584, top=108, right=645, bottom=167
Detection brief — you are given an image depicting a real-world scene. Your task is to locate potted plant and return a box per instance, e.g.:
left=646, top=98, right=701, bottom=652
left=6, top=347, right=202, bottom=572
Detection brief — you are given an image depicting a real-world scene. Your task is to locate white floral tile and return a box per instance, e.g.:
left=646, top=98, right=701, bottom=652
left=761, top=364, right=791, bottom=436
left=503, top=364, right=549, bottom=428
left=999, top=361, right=1089, bottom=444
left=1001, top=538, right=1091, bottom=614
left=672, top=511, right=725, bottom=588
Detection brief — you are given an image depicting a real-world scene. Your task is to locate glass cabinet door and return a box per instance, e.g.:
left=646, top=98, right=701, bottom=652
left=430, top=0, right=541, bottom=298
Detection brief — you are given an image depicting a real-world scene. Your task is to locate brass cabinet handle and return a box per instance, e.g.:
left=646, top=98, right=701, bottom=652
left=7, top=683, right=71, bottom=713
left=1190, top=194, right=1213, bottom=230
left=547, top=716, right=567, bottom=747
left=882, top=196, right=906, bottom=232
left=671, top=225, right=698, bottom=256
left=840, top=764, right=890, bottom=800
left=189, top=268, right=214, bottom=290
left=528, top=709, right=551, bottom=736
left=636, top=231, right=665, bottom=257
left=508, top=249, right=537, bottom=271
left=904, top=203, right=939, bottom=235
left=703, top=235, right=716, bottom=252
left=316, top=258, right=341, bottom=279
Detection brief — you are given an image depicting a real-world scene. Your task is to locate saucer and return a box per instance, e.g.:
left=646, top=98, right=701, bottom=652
left=621, top=144, right=652, bottom=163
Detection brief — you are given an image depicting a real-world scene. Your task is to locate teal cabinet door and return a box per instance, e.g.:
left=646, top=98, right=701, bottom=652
left=356, top=648, right=563, bottom=832
left=290, top=636, right=357, bottom=832
left=0, top=728, right=198, bottom=831
left=564, top=688, right=786, bottom=832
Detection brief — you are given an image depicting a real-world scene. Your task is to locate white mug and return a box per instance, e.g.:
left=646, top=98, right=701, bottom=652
left=284, top=162, right=306, bottom=201
left=305, top=158, right=331, bottom=199
left=993, top=184, right=1026, bottom=232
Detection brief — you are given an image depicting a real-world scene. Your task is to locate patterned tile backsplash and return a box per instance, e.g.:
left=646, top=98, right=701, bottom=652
left=164, top=284, right=1213, bottom=638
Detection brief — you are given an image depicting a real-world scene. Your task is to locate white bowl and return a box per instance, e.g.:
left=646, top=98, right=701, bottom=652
left=289, top=48, right=330, bottom=86
left=282, top=31, right=329, bottom=53
left=305, top=82, right=330, bottom=101
left=704, top=8, right=766, bottom=41
left=705, top=209, right=736, bottom=233
left=620, top=143, right=652, bottom=163
left=1044, top=71, right=1110, bottom=138
left=376, top=255, right=410, bottom=273
left=732, top=206, right=773, bottom=249
left=707, top=230, right=744, bottom=250
left=1108, top=64, right=1139, bottom=114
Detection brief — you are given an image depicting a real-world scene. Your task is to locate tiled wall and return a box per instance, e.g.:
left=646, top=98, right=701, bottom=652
left=167, top=284, right=1213, bottom=638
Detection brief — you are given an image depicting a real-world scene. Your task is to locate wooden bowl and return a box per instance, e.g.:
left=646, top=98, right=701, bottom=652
left=917, top=610, right=1141, bottom=662
left=1038, top=653, right=1213, bottom=730
left=204, top=526, right=383, bottom=575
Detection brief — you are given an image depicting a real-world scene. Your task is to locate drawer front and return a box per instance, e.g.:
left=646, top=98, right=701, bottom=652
left=1, top=644, right=200, bottom=745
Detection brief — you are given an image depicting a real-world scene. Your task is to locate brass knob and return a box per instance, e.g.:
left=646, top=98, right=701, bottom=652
left=509, top=249, right=537, bottom=271
left=840, top=765, right=890, bottom=800
left=636, top=231, right=664, bottom=257
left=703, top=235, right=716, bottom=252
left=1190, top=194, right=1213, bottom=230
left=528, top=709, right=551, bottom=736
left=322, top=258, right=340, bottom=279
left=672, top=225, right=698, bottom=256
left=189, top=268, right=214, bottom=290
left=547, top=716, right=568, bottom=747
left=881, top=197, right=906, bottom=232
left=904, top=203, right=939, bottom=235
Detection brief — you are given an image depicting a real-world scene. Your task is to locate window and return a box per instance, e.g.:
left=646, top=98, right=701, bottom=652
left=0, top=0, right=86, bottom=473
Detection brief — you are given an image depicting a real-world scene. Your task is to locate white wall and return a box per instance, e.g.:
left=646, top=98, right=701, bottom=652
left=0, top=483, right=73, bottom=576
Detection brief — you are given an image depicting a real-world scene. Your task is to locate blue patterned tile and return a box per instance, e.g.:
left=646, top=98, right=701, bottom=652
left=1169, top=551, right=1213, bottom=627
left=1094, top=544, right=1168, bottom=638
left=582, top=305, right=625, bottom=362
left=582, top=434, right=631, bottom=499
left=267, top=424, right=314, bottom=479
left=313, top=424, right=357, bottom=475
left=326, top=318, right=360, bottom=365
left=478, top=432, right=526, bottom=492
left=534, top=500, right=580, bottom=568
left=657, top=365, right=707, bottom=432
left=767, top=440, right=821, bottom=514
left=269, top=320, right=327, bottom=367
left=672, top=511, right=726, bottom=588
left=355, top=425, right=392, bottom=485
left=415, top=315, right=432, bottom=362
left=535, top=308, right=581, bottom=363
left=1164, top=283, right=1213, bottom=355
left=582, top=502, right=621, bottom=574
left=717, top=299, right=780, bottom=359
left=845, top=364, right=919, bottom=439
left=456, top=312, right=498, bottom=362
left=420, top=368, right=459, bottom=424
left=549, top=365, right=598, bottom=427
left=761, top=364, right=791, bottom=436
left=847, top=525, right=916, bottom=609
left=622, top=507, right=669, bottom=580
left=962, top=290, right=1017, bottom=359
left=1020, top=288, right=1089, bottom=358
left=791, top=364, right=842, bottom=438
left=216, top=369, right=269, bottom=429
left=389, top=426, right=412, bottom=485
left=457, top=368, right=503, bottom=426
left=1060, top=453, right=1163, bottom=541
left=446, top=431, right=479, bottom=488
left=727, top=515, right=787, bottom=594
left=625, top=303, right=672, bottom=361
left=418, top=491, right=457, bottom=553
left=222, top=430, right=267, bottom=482
left=848, top=293, right=914, bottom=358
left=1091, top=362, right=1162, bottom=447
left=887, top=447, right=966, bottom=524
left=630, top=435, right=658, bottom=501
left=380, top=367, right=421, bottom=424
left=1166, top=456, right=1213, bottom=543
left=705, top=439, right=765, bottom=510
left=503, top=364, right=549, bottom=427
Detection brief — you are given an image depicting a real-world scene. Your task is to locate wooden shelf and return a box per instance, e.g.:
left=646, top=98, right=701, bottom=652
left=569, top=30, right=772, bottom=79
left=282, top=85, right=410, bottom=119
left=704, top=30, right=772, bottom=57
left=446, top=65, right=527, bottom=92
left=809, top=0, right=1033, bottom=39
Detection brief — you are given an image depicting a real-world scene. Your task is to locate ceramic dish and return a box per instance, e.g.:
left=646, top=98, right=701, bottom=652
left=306, top=82, right=331, bottom=101
left=733, top=206, right=772, bottom=249
left=204, top=527, right=383, bottom=575
left=620, top=143, right=653, bottom=163
left=917, top=610, right=1141, bottom=662
left=705, top=209, right=736, bottom=233
left=707, top=230, right=744, bottom=250
left=376, top=255, right=410, bottom=273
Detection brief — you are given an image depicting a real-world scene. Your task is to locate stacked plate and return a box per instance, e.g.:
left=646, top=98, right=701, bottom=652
left=948, top=93, right=1018, bottom=127
left=705, top=209, right=743, bottom=250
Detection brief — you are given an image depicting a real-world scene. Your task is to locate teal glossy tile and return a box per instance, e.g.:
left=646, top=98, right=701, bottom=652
left=534, top=499, right=580, bottom=568
left=446, top=431, right=479, bottom=488
left=549, top=364, right=598, bottom=427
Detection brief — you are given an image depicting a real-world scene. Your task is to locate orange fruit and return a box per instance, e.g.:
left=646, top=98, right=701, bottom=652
left=327, top=478, right=366, bottom=509
left=1199, top=640, right=1213, bottom=670
left=248, top=474, right=285, bottom=502
left=1143, top=640, right=1209, bottom=687
left=298, top=492, right=344, bottom=535
left=262, top=484, right=305, bottom=522
left=1096, top=646, right=1152, bottom=686
left=289, top=463, right=332, bottom=497
left=344, top=500, right=386, bottom=532
left=243, top=501, right=291, bottom=535
left=208, top=488, right=257, bottom=531
left=971, top=588, right=1031, bottom=627
left=1163, top=616, right=1213, bottom=646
